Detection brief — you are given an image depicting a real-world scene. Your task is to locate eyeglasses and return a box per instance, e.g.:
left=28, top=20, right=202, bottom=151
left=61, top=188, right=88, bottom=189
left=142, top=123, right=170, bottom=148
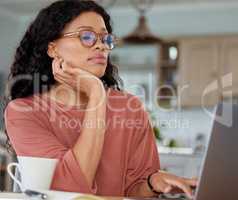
left=61, top=30, right=117, bottom=50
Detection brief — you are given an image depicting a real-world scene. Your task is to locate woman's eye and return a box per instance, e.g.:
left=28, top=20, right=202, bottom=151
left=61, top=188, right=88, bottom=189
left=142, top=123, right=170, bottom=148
left=104, top=35, right=113, bottom=44
left=82, top=35, right=92, bottom=40
left=80, top=31, right=94, bottom=40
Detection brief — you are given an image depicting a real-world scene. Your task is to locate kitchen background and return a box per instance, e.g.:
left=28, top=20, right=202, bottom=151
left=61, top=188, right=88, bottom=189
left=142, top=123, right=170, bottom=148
left=0, top=0, right=237, bottom=191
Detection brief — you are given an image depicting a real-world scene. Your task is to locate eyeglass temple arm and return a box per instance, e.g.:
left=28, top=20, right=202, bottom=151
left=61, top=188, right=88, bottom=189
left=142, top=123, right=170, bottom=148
left=61, top=31, right=81, bottom=37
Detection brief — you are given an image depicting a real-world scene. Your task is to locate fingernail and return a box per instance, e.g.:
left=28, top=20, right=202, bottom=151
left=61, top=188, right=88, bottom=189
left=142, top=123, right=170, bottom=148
left=165, top=187, right=170, bottom=193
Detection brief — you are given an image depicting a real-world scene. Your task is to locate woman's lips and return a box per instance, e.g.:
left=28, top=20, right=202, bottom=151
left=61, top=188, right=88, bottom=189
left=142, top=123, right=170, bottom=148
left=88, top=57, right=107, bottom=64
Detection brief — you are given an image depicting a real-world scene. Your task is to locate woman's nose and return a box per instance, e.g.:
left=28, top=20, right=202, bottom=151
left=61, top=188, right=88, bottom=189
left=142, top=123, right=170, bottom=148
left=94, top=37, right=106, bottom=51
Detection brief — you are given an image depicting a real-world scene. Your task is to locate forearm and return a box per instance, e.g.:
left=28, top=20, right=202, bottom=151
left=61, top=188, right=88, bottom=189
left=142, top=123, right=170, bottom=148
left=73, top=91, right=107, bottom=187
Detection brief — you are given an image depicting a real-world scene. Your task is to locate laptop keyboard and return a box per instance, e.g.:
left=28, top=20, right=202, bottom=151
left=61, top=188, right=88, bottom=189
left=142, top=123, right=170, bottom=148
left=158, top=193, right=190, bottom=200
left=124, top=193, right=192, bottom=200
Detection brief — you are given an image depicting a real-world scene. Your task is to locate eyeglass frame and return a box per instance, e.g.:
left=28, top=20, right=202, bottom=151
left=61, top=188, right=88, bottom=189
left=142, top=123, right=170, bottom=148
left=60, top=29, right=118, bottom=50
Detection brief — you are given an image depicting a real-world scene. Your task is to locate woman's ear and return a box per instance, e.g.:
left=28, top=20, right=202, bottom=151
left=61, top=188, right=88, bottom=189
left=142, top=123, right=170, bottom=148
left=47, top=42, right=58, bottom=58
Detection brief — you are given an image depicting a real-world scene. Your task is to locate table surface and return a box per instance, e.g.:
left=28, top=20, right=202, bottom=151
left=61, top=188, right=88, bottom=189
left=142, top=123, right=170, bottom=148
left=0, top=191, right=189, bottom=200
left=0, top=191, right=139, bottom=200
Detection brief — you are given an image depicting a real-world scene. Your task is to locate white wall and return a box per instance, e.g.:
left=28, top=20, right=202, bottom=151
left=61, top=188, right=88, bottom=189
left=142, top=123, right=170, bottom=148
left=0, top=11, right=23, bottom=75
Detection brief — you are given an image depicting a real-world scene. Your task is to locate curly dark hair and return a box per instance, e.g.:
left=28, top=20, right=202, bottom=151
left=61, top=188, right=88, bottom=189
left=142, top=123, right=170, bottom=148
left=3, top=0, right=123, bottom=153
left=5, top=0, right=123, bottom=102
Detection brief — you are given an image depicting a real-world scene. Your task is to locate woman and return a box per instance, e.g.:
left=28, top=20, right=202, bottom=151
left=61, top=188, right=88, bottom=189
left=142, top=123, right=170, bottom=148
left=4, top=0, right=196, bottom=197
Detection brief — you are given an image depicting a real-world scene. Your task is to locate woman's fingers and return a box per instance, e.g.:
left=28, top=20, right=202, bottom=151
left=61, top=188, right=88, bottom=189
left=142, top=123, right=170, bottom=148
left=56, top=68, right=73, bottom=80
left=153, top=171, right=197, bottom=199
left=61, top=60, right=78, bottom=74
left=165, top=177, right=193, bottom=199
left=184, top=177, right=198, bottom=187
left=61, top=60, right=93, bottom=77
left=52, top=58, right=74, bottom=80
left=54, top=74, right=73, bottom=88
left=163, top=184, right=172, bottom=193
left=52, top=56, right=94, bottom=78
left=51, top=57, right=103, bottom=95
left=52, top=57, right=60, bottom=75
left=53, top=57, right=96, bottom=80
left=153, top=178, right=172, bottom=193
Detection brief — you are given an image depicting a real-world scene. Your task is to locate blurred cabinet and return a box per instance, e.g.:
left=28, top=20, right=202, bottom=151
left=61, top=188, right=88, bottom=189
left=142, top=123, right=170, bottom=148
left=220, top=37, right=238, bottom=96
left=178, top=38, right=220, bottom=107
left=178, top=35, right=238, bottom=107
left=157, top=42, right=179, bottom=109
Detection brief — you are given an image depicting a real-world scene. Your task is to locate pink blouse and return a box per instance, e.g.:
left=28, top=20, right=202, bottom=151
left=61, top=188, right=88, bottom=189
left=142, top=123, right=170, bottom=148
left=4, top=88, right=160, bottom=196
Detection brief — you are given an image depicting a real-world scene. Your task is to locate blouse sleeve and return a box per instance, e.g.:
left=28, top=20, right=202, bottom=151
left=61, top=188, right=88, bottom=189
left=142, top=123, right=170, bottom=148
left=4, top=100, right=97, bottom=194
left=124, top=97, right=160, bottom=196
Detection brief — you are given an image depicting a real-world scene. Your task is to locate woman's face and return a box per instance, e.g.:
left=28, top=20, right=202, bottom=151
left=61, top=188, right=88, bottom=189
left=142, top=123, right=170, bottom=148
left=50, top=11, right=110, bottom=78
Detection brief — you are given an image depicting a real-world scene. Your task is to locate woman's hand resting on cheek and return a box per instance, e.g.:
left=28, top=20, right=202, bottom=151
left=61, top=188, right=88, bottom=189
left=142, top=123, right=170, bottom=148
left=52, top=57, right=106, bottom=98
left=150, top=170, right=197, bottom=199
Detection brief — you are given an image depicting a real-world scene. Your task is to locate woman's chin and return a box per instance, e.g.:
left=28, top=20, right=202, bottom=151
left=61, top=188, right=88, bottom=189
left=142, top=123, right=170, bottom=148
left=87, top=67, right=106, bottom=77
left=96, top=71, right=106, bottom=78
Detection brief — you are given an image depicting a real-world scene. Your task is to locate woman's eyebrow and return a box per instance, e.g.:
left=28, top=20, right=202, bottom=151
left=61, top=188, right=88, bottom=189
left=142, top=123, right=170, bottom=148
left=76, top=26, right=108, bottom=32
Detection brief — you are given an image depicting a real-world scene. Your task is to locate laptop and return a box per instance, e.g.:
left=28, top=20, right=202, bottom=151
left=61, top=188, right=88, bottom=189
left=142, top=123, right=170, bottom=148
left=128, top=102, right=238, bottom=200
left=193, top=102, right=238, bottom=200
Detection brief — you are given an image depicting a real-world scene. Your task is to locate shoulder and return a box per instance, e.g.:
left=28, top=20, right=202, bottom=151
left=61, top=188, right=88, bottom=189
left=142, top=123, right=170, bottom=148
left=5, top=96, right=34, bottom=113
left=107, top=87, right=146, bottom=116
left=4, top=95, right=45, bottom=120
left=108, top=87, right=143, bottom=103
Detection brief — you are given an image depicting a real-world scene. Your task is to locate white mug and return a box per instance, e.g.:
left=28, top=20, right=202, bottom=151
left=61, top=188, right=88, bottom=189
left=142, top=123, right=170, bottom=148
left=7, top=156, right=58, bottom=191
